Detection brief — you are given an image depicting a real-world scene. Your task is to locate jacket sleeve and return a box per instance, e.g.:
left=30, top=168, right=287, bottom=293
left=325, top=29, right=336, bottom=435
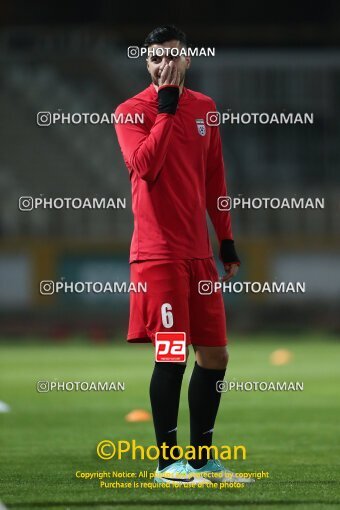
left=114, top=102, right=175, bottom=183
left=205, top=102, right=233, bottom=242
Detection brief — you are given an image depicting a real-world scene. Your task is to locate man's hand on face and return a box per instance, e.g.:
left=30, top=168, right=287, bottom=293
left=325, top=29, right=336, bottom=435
left=157, top=60, right=180, bottom=114
left=158, top=60, right=181, bottom=87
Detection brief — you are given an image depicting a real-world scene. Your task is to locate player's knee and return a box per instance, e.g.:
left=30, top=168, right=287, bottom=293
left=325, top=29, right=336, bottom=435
left=196, top=347, right=228, bottom=370
left=178, top=347, right=189, bottom=366
left=216, top=349, right=228, bottom=369
left=214, top=346, right=228, bottom=363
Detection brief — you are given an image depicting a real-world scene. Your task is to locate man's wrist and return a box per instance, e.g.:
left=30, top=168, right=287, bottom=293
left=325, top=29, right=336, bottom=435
left=158, top=85, right=180, bottom=114
left=220, top=239, right=240, bottom=265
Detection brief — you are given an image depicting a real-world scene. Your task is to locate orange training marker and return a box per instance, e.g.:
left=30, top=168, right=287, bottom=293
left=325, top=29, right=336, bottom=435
left=270, top=349, right=293, bottom=366
left=125, top=409, right=152, bottom=422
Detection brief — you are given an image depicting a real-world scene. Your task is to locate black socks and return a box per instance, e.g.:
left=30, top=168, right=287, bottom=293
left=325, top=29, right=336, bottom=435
left=149, top=360, right=226, bottom=470
left=188, top=362, right=226, bottom=468
left=149, top=362, right=186, bottom=470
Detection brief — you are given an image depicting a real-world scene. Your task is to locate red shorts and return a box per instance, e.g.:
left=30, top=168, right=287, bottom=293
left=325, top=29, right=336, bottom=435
left=127, top=257, right=227, bottom=347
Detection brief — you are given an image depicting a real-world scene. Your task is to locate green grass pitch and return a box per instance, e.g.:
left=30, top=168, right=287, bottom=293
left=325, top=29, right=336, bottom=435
left=0, top=335, right=339, bottom=510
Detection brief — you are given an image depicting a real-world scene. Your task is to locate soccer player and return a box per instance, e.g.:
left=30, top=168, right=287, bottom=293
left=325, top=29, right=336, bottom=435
left=115, top=25, right=253, bottom=485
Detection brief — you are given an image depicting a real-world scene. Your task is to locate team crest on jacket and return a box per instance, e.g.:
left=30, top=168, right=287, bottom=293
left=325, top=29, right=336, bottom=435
left=196, top=119, right=206, bottom=136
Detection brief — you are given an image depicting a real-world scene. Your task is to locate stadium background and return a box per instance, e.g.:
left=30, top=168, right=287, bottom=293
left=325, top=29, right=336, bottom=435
left=1, top=4, right=340, bottom=337
left=0, top=3, right=339, bottom=337
left=0, top=2, right=339, bottom=509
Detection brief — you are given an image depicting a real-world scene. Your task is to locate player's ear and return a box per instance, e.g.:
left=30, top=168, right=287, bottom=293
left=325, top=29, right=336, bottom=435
left=146, top=58, right=151, bottom=75
left=185, top=56, right=191, bottom=69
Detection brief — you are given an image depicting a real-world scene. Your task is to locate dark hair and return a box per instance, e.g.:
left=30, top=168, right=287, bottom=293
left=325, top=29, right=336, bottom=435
left=144, top=25, right=188, bottom=48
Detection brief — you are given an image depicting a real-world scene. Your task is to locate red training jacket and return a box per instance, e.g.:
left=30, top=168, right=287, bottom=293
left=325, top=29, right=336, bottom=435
left=115, top=84, right=233, bottom=263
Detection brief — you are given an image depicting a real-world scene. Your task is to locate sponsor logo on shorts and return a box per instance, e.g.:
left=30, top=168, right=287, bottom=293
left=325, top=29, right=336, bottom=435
left=155, top=332, right=186, bottom=362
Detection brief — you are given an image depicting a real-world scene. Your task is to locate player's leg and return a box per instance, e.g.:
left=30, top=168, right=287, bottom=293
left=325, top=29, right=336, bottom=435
left=150, top=357, right=188, bottom=470
left=188, top=345, right=228, bottom=469
left=151, top=353, right=194, bottom=484
left=186, top=257, right=254, bottom=483
left=186, top=258, right=228, bottom=468
left=130, top=259, right=191, bottom=476
left=188, top=348, right=254, bottom=483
